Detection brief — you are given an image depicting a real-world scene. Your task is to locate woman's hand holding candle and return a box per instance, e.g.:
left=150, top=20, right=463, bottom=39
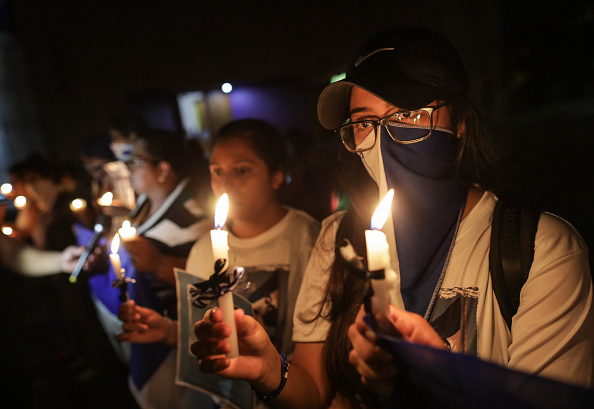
left=192, top=307, right=280, bottom=388
left=348, top=305, right=446, bottom=397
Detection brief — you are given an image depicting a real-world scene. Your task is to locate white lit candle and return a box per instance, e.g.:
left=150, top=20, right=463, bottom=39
left=365, top=189, right=395, bottom=316
left=110, top=233, right=122, bottom=279
left=98, top=192, right=113, bottom=206
left=118, top=220, right=137, bottom=241
left=14, top=196, right=27, bottom=209
left=211, top=193, right=238, bottom=358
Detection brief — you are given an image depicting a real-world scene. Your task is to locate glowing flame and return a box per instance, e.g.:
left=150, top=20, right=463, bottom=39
left=14, top=196, right=27, bottom=208
left=370, top=189, right=394, bottom=230
left=214, top=193, right=229, bottom=229
left=99, top=192, right=113, bottom=206
left=2, top=226, right=13, bottom=236
left=1, top=183, right=12, bottom=195
left=118, top=220, right=137, bottom=240
left=111, top=233, right=120, bottom=254
left=69, top=198, right=87, bottom=211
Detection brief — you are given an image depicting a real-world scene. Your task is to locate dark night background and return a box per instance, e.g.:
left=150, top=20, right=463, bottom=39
left=0, top=1, right=593, bottom=407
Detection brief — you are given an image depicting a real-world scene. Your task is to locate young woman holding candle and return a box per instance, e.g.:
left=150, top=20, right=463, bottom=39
left=117, top=118, right=321, bottom=407
left=190, top=27, right=594, bottom=409
left=112, top=129, right=210, bottom=409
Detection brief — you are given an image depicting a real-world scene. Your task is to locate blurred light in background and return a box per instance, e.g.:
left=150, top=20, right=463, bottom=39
left=14, top=195, right=26, bottom=208
left=330, top=73, right=346, bottom=83
left=1, top=183, right=12, bottom=195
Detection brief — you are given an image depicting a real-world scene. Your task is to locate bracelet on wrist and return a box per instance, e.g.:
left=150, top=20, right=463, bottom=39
left=252, top=348, right=289, bottom=401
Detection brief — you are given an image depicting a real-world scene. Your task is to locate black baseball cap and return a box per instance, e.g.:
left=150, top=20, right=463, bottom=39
left=317, top=27, right=469, bottom=130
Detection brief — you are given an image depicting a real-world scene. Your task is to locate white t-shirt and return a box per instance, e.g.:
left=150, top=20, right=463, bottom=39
left=187, top=207, right=321, bottom=354
left=293, top=191, right=594, bottom=388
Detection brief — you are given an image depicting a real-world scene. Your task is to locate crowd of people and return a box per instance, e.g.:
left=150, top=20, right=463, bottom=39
left=0, top=26, right=592, bottom=409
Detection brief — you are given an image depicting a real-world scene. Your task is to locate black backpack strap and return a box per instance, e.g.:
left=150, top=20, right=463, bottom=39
left=489, top=197, right=540, bottom=330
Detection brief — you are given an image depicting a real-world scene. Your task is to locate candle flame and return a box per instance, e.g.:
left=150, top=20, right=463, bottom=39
left=99, top=192, right=113, bottom=206
left=1, top=183, right=12, bottom=195
left=2, top=226, right=13, bottom=236
left=122, top=220, right=131, bottom=230
left=111, top=233, right=120, bottom=254
left=370, top=189, right=394, bottom=230
left=14, top=196, right=27, bottom=208
left=214, top=193, right=229, bottom=229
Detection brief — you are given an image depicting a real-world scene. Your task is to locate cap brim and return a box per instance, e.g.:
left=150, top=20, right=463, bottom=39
left=317, top=81, right=355, bottom=130
left=317, top=74, right=441, bottom=130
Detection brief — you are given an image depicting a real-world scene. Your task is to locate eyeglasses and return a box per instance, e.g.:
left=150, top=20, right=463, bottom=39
left=337, top=102, right=449, bottom=153
left=124, top=156, right=161, bottom=168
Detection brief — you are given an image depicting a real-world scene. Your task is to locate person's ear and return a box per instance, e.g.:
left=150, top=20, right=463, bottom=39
left=271, top=169, right=284, bottom=190
left=157, top=161, right=172, bottom=184
left=456, top=120, right=465, bottom=140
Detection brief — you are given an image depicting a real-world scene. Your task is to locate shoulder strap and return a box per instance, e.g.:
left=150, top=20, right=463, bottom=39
left=489, top=197, right=540, bottom=330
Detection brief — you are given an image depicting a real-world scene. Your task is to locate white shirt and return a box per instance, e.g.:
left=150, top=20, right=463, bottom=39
left=293, top=191, right=594, bottom=388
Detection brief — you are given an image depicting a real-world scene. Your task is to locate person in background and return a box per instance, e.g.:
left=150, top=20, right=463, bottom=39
left=2, top=154, right=45, bottom=241
left=0, top=155, right=83, bottom=272
left=117, top=119, right=321, bottom=408
left=110, top=128, right=210, bottom=409
left=189, top=27, right=593, bottom=409
left=104, top=112, right=151, bottom=215
left=79, top=134, right=117, bottom=212
left=0, top=154, right=111, bottom=406
left=108, top=112, right=151, bottom=162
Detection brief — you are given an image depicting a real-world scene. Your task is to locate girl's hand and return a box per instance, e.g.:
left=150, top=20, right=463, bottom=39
left=347, top=305, right=446, bottom=396
left=116, top=300, right=175, bottom=346
left=191, top=307, right=279, bottom=388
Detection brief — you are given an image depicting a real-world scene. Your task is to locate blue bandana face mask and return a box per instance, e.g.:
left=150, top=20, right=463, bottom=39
left=359, top=124, right=467, bottom=316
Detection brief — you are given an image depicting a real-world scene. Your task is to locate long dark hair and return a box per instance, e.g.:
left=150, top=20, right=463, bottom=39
left=316, top=93, right=502, bottom=408
left=317, top=148, right=380, bottom=408
left=447, top=93, right=503, bottom=194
